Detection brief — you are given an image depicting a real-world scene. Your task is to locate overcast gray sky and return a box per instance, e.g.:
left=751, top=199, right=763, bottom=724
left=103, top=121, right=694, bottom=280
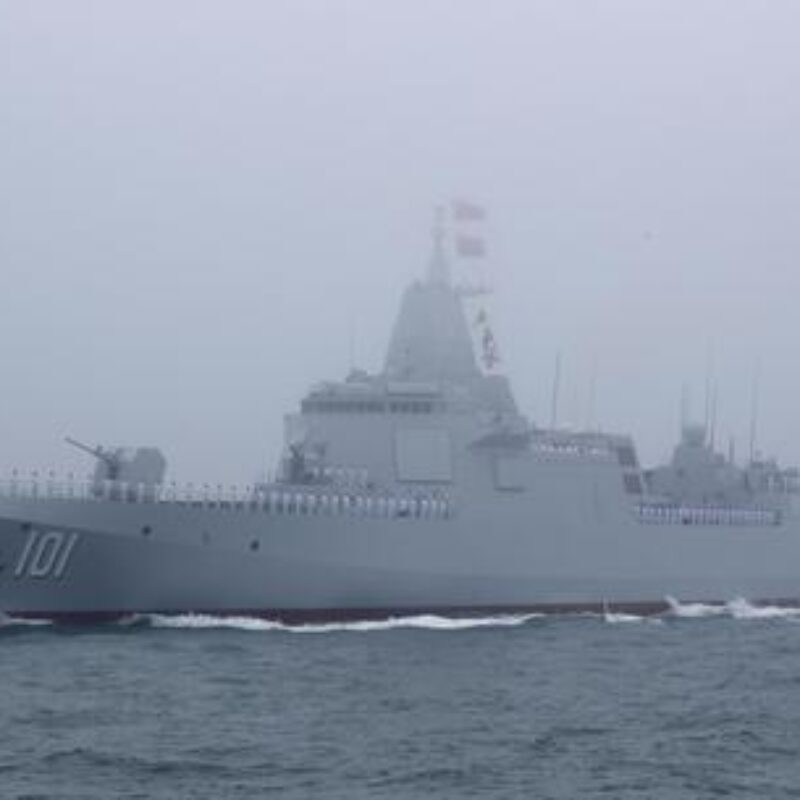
left=2, top=1, right=799, bottom=483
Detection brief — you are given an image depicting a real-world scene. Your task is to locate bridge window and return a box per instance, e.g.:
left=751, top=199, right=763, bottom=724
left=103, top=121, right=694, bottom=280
left=616, top=445, right=639, bottom=468
left=302, top=399, right=386, bottom=414
left=302, top=397, right=434, bottom=415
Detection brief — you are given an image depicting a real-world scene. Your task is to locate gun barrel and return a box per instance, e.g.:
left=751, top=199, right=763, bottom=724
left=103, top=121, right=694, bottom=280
left=64, top=436, right=114, bottom=466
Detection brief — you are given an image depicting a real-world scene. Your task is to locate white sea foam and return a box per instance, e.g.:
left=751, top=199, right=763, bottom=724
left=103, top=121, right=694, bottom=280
left=147, top=614, right=284, bottom=631
left=0, top=613, right=52, bottom=628
left=665, top=596, right=727, bottom=618
left=725, top=597, right=800, bottom=620
left=132, top=599, right=800, bottom=633
left=602, top=611, right=648, bottom=623
left=143, top=612, right=541, bottom=633
left=665, top=595, right=800, bottom=620
left=288, top=613, right=542, bottom=633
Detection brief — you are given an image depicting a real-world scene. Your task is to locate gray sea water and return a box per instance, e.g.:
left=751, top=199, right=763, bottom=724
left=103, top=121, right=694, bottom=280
left=2, top=600, right=800, bottom=800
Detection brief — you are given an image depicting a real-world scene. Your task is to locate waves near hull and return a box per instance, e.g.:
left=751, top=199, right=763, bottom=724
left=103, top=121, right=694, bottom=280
left=118, top=597, right=800, bottom=630
left=4, top=595, right=800, bottom=632
left=7, top=596, right=794, bottom=632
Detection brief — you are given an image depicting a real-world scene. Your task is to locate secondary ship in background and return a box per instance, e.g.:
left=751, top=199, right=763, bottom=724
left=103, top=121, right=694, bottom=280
left=1, top=208, right=799, bottom=622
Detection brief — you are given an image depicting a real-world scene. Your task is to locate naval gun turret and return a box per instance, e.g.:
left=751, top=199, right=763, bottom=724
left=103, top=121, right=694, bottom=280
left=65, top=437, right=167, bottom=498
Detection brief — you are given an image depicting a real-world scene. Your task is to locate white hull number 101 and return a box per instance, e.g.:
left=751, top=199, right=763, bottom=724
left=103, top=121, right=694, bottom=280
left=15, top=529, right=79, bottom=580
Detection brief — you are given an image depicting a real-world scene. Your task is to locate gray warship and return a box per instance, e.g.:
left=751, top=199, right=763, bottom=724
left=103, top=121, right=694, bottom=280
left=2, top=220, right=800, bottom=622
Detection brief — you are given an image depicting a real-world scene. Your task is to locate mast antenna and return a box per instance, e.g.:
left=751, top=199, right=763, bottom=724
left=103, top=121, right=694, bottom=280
left=680, top=382, right=690, bottom=433
left=709, top=380, right=718, bottom=450
left=586, top=358, right=597, bottom=432
left=550, top=351, right=562, bottom=429
left=703, top=347, right=714, bottom=444
left=347, top=315, right=356, bottom=373
left=748, top=359, right=761, bottom=462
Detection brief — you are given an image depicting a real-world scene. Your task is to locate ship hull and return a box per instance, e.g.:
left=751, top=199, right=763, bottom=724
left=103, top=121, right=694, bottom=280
left=2, top=494, right=800, bottom=622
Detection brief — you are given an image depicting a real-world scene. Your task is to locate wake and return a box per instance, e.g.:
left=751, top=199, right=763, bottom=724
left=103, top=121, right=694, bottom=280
left=0, top=613, right=53, bottom=629
left=144, top=598, right=800, bottom=631
left=666, top=596, right=800, bottom=620
left=4, top=598, right=799, bottom=634
left=123, top=600, right=800, bottom=631
left=143, top=612, right=543, bottom=633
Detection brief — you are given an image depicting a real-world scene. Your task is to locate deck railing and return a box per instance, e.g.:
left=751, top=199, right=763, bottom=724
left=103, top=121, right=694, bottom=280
left=637, top=503, right=781, bottom=527
left=0, top=476, right=453, bottom=521
left=529, top=441, right=613, bottom=461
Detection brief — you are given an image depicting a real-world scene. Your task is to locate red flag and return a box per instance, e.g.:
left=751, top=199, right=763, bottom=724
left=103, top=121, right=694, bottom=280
left=452, top=200, right=487, bottom=222
left=456, top=234, right=486, bottom=258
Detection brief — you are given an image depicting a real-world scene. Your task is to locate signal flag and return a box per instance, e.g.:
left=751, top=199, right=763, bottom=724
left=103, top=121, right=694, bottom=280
left=456, top=234, right=487, bottom=258
left=452, top=200, right=487, bottom=222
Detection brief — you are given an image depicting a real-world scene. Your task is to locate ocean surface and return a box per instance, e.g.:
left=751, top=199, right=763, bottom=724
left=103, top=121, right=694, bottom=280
left=3, top=600, right=800, bottom=800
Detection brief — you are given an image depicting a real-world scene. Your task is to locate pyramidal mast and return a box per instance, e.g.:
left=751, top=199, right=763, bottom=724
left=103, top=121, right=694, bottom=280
left=383, top=207, right=479, bottom=382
